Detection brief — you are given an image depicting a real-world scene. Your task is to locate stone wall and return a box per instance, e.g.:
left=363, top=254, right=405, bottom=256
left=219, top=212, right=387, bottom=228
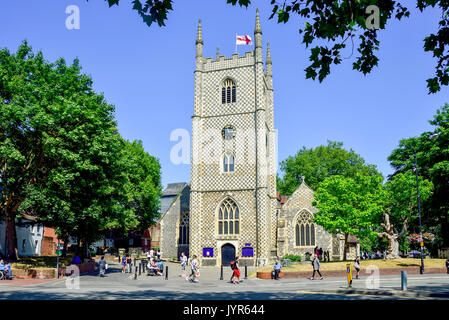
left=160, top=186, right=190, bottom=260
left=277, top=180, right=333, bottom=261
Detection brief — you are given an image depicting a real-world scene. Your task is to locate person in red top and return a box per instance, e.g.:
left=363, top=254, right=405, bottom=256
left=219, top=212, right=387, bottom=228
left=230, top=256, right=241, bottom=284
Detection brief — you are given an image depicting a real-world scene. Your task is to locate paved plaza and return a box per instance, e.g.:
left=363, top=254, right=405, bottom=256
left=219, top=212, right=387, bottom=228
left=0, top=262, right=448, bottom=300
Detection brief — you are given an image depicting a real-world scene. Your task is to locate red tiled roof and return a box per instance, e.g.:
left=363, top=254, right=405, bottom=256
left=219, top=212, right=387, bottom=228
left=276, top=191, right=289, bottom=207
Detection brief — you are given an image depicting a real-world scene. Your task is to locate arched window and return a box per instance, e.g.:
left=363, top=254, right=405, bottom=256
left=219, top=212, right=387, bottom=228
left=222, top=79, right=236, bottom=104
left=295, top=210, right=316, bottom=247
left=178, top=211, right=189, bottom=245
left=223, top=153, right=235, bottom=173
left=218, top=198, right=239, bottom=235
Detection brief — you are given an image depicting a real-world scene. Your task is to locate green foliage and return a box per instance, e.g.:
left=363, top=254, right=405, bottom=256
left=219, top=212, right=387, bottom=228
left=312, top=174, right=384, bottom=241
left=383, top=171, right=433, bottom=231
left=0, top=41, right=162, bottom=257
left=281, top=254, right=302, bottom=262
left=277, top=141, right=379, bottom=195
left=359, top=232, right=388, bottom=252
left=388, top=103, right=449, bottom=246
left=264, top=0, right=447, bottom=93
left=120, top=139, right=162, bottom=232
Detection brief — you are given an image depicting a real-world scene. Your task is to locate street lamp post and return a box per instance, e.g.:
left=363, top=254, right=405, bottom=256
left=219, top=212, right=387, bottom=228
left=56, top=238, right=60, bottom=278
left=413, top=150, right=424, bottom=274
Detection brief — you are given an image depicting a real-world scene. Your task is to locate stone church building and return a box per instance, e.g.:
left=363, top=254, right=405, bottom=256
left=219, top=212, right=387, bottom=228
left=155, top=11, right=359, bottom=266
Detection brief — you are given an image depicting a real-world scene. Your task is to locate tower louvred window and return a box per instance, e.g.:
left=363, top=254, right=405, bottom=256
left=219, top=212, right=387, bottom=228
left=222, top=79, right=236, bottom=104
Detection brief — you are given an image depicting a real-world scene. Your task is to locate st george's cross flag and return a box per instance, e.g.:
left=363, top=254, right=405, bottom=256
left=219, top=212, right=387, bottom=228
left=236, top=35, right=252, bottom=45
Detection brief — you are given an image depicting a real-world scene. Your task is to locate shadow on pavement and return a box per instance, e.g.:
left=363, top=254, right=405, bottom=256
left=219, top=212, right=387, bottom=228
left=0, top=288, right=401, bottom=300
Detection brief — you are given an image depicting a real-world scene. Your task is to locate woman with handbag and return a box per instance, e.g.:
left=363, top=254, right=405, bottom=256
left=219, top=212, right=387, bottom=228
left=354, top=256, right=361, bottom=279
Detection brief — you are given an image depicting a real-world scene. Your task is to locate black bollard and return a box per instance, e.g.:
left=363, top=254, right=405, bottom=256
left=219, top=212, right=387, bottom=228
left=118, top=255, right=120, bottom=263
left=220, top=265, right=223, bottom=280
left=134, top=266, right=138, bottom=280
left=165, top=266, right=168, bottom=280
left=245, top=265, right=248, bottom=280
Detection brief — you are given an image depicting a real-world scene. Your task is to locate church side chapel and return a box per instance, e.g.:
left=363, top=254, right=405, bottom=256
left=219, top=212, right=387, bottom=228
left=153, top=11, right=359, bottom=266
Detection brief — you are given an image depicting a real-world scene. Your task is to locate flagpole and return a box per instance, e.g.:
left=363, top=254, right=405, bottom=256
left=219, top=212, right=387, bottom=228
left=235, top=33, right=237, bottom=54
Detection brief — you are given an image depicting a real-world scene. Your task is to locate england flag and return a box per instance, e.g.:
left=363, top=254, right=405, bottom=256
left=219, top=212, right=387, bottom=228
left=236, top=35, right=252, bottom=45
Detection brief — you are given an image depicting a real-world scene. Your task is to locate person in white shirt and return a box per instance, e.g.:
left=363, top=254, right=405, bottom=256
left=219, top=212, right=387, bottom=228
left=149, top=248, right=154, bottom=259
left=187, top=255, right=199, bottom=282
left=180, top=252, right=188, bottom=278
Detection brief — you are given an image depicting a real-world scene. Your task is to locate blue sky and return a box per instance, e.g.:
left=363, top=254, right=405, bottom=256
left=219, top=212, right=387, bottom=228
left=0, top=1, right=447, bottom=189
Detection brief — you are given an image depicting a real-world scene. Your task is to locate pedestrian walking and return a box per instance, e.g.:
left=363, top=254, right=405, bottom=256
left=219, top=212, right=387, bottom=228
left=273, top=260, right=282, bottom=280
left=318, top=247, right=323, bottom=260
left=230, top=257, right=241, bottom=284
left=310, top=254, right=323, bottom=280
left=187, top=255, right=199, bottom=283
left=446, top=257, right=449, bottom=274
left=180, top=252, right=188, bottom=278
left=126, top=254, right=132, bottom=273
left=157, top=249, right=161, bottom=260
left=121, top=255, right=127, bottom=273
left=98, top=256, right=107, bottom=277
left=354, top=256, right=361, bottom=279
left=149, top=248, right=154, bottom=260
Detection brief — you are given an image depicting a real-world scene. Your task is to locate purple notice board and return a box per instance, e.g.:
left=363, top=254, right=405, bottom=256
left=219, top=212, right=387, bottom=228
left=242, top=247, right=254, bottom=257
left=203, top=248, right=214, bottom=257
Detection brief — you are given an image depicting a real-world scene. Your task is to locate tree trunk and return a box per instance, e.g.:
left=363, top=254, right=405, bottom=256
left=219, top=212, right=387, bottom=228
left=343, top=233, right=348, bottom=261
left=377, top=211, right=406, bottom=259
left=380, top=233, right=400, bottom=259
left=5, top=209, right=18, bottom=261
left=441, top=217, right=449, bottom=247
left=62, top=235, right=69, bottom=257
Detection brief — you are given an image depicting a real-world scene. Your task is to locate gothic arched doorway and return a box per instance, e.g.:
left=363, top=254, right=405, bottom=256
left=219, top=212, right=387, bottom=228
left=221, top=243, right=236, bottom=266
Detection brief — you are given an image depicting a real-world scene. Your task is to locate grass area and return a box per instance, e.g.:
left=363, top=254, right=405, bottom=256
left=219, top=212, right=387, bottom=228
left=11, top=255, right=75, bottom=269
left=254, top=258, right=447, bottom=274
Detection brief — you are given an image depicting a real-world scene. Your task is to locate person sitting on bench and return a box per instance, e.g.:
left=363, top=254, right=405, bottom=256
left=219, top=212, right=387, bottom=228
left=0, top=259, right=13, bottom=279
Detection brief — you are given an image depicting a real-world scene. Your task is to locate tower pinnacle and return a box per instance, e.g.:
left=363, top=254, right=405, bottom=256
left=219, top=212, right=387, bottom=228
left=196, top=19, right=203, bottom=45
left=196, top=19, right=203, bottom=58
left=266, top=41, right=272, bottom=65
left=255, top=8, right=262, bottom=34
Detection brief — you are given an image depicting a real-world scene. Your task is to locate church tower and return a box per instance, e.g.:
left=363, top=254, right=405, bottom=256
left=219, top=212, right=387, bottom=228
left=190, top=10, right=277, bottom=267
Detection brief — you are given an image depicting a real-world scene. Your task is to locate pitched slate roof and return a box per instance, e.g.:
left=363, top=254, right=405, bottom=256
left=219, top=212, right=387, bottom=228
left=162, top=182, right=189, bottom=196
left=159, top=182, right=189, bottom=215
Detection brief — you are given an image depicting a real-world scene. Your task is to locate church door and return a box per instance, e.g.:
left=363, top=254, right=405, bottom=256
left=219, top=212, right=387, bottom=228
left=221, top=244, right=236, bottom=266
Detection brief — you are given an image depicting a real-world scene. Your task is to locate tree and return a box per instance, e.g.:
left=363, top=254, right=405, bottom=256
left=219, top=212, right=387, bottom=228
left=102, top=0, right=448, bottom=93
left=121, top=139, right=162, bottom=233
left=312, top=173, right=384, bottom=260
left=378, top=171, right=433, bottom=259
left=277, top=140, right=379, bottom=195
left=388, top=103, right=449, bottom=247
left=0, top=42, right=162, bottom=259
